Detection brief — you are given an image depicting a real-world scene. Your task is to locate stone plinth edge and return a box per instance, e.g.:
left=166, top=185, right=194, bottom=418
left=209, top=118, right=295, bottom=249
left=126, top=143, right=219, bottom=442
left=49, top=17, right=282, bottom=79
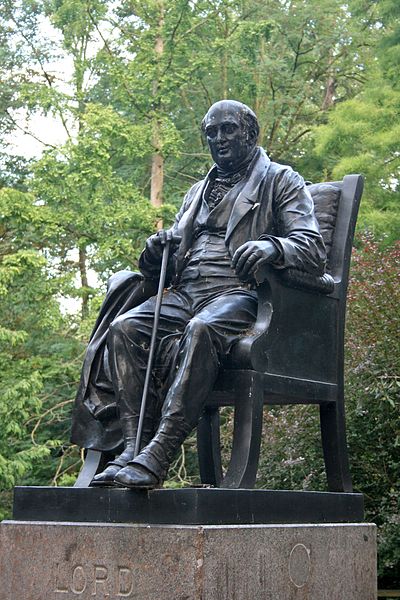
left=12, top=486, right=364, bottom=525
left=0, top=521, right=376, bottom=600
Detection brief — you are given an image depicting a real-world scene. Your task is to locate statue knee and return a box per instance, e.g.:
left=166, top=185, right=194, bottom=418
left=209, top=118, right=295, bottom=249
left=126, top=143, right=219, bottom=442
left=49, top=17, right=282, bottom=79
left=184, top=318, right=210, bottom=341
left=183, top=318, right=222, bottom=362
left=109, top=314, right=143, bottom=345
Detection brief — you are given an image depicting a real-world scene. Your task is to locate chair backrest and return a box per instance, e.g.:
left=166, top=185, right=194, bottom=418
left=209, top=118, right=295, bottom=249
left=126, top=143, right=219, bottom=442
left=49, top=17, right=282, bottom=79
left=235, top=174, right=364, bottom=385
left=309, top=175, right=364, bottom=291
left=308, top=181, right=341, bottom=272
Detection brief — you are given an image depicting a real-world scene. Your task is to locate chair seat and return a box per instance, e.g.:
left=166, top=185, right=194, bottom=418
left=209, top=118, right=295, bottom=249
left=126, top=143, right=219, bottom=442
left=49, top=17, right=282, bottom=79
left=209, top=369, right=338, bottom=406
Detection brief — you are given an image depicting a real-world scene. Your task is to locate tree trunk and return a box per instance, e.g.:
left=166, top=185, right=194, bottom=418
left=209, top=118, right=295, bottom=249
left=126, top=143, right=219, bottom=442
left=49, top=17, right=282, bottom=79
left=150, top=1, right=165, bottom=229
left=322, top=76, right=336, bottom=110
left=78, top=246, right=89, bottom=319
left=150, top=146, right=164, bottom=210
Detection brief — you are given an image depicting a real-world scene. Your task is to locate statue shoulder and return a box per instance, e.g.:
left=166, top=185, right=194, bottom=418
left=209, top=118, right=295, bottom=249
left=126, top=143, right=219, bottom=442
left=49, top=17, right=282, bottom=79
left=266, top=160, right=306, bottom=191
left=181, top=179, right=205, bottom=209
left=173, top=178, right=206, bottom=225
left=185, top=179, right=204, bottom=198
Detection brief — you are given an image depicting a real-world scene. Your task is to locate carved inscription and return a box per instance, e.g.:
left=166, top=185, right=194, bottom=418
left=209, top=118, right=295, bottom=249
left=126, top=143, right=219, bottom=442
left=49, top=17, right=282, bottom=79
left=288, top=543, right=311, bottom=588
left=54, top=563, right=134, bottom=597
left=72, top=565, right=86, bottom=594
left=210, top=552, right=275, bottom=600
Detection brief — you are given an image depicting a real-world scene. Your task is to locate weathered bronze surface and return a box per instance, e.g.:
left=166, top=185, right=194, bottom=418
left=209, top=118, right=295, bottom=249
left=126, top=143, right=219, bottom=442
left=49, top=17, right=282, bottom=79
left=71, top=100, right=332, bottom=489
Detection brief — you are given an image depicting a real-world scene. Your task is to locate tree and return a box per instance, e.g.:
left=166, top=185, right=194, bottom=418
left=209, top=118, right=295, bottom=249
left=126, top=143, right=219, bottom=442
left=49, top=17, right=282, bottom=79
left=0, top=187, right=83, bottom=518
left=0, top=0, right=168, bottom=317
left=0, top=1, right=165, bottom=514
left=86, top=0, right=372, bottom=207
left=0, top=8, right=398, bottom=589
left=312, top=0, right=400, bottom=242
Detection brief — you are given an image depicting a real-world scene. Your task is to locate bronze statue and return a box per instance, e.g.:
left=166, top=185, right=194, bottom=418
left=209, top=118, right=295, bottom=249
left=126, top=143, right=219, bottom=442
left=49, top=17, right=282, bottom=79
left=71, top=100, right=326, bottom=489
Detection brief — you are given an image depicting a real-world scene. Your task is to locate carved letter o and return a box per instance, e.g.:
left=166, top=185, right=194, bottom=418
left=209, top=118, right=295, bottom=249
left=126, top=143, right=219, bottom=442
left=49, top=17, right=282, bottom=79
left=288, top=543, right=311, bottom=588
left=71, top=565, right=87, bottom=594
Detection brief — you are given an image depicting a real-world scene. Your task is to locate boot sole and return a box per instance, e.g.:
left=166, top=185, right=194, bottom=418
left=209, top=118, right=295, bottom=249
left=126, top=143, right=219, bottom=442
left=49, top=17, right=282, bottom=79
left=89, top=480, right=119, bottom=488
left=112, top=480, right=162, bottom=490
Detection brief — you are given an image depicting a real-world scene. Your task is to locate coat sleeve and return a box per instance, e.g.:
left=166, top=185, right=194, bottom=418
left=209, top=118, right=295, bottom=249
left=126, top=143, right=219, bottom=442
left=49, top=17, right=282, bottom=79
left=260, top=167, right=327, bottom=275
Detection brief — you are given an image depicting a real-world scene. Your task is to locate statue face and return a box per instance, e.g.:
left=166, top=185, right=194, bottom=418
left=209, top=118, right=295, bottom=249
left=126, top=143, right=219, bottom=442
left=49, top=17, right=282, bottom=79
left=203, top=103, right=256, bottom=171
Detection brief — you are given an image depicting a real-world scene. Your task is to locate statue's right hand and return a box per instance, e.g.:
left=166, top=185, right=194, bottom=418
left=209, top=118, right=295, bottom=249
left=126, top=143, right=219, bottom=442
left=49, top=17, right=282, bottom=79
left=145, top=229, right=182, bottom=263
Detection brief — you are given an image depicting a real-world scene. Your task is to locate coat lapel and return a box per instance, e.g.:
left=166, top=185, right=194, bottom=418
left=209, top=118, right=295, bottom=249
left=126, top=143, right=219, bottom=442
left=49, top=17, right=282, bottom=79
left=174, top=171, right=212, bottom=269
left=225, top=148, right=270, bottom=242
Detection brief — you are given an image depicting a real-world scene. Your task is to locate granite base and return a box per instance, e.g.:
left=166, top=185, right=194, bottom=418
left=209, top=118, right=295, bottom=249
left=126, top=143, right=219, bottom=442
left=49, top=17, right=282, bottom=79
left=0, top=520, right=376, bottom=600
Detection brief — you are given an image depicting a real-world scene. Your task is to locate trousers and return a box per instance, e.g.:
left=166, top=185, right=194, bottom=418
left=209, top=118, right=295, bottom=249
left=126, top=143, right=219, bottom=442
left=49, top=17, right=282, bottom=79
left=107, top=279, right=257, bottom=479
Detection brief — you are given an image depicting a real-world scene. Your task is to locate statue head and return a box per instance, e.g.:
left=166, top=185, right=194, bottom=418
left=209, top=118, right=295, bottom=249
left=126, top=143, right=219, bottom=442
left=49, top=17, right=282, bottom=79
left=202, top=100, right=259, bottom=172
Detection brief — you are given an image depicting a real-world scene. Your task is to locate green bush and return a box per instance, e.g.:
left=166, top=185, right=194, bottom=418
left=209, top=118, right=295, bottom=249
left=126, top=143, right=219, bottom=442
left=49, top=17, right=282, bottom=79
left=257, top=234, right=400, bottom=586
left=346, top=234, right=399, bottom=587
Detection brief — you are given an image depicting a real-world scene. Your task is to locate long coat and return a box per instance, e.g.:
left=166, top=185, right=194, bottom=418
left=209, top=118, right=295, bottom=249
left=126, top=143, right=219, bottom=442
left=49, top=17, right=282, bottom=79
left=71, top=147, right=326, bottom=452
left=139, top=148, right=326, bottom=284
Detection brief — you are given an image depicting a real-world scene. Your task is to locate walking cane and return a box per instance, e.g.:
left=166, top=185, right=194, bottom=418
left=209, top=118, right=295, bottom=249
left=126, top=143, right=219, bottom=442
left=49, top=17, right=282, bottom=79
left=134, top=237, right=171, bottom=458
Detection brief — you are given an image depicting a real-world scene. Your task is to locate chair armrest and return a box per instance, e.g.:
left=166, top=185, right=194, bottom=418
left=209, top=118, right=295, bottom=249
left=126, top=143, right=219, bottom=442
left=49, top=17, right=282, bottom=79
left=229, top=265, right=339, bottom=383
left=279, top=268, right=334, bottom=295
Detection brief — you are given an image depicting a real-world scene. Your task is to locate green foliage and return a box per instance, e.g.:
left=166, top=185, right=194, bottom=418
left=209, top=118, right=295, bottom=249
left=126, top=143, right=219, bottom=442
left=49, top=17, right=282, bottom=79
left=0, top=0, right=398, bottom=587
left=255, top=236, right=400, bottom=586
left=0, top=190, right=63, bottom=514
left=0, top=195, right=88, bottom=519
left=314, top=82, right=400, bottom=242
left=311, top=0, right=400, bottom=243
left=32, top=102, right=159, bottom=279
left=345, top=235, right=399, bottom=585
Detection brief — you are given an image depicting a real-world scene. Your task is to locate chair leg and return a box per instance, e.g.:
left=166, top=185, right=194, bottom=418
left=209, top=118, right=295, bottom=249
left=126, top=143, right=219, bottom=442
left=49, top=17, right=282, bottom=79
left=73, top=449, right=109, bottom=488
left=221, top=371, right=264, bottom=489
left=197, top=407, right=223, bottom=487
left=320, top=400, right=353, bottom=492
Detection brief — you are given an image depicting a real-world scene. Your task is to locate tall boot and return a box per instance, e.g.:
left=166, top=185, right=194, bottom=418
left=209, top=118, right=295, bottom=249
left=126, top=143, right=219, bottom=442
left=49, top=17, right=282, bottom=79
left=114, top=318, right=219, bottom=488
left=91, top=311, right=159, bottom=486
left=90, top=414, right=154, bottom=486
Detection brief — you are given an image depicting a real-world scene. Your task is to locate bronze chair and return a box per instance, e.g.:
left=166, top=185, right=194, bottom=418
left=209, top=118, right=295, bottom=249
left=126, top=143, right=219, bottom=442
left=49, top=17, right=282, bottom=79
left=197, top=174, right=364, bottom=492
left=74, top=174, right=363, bottom=492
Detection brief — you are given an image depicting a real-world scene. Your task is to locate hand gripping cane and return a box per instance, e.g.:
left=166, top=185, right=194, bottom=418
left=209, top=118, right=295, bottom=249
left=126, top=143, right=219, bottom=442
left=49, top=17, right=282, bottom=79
left=134, top=238, right=171, bottom=458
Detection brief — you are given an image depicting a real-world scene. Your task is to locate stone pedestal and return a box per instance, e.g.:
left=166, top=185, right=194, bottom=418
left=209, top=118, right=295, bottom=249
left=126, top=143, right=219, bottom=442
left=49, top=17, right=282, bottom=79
left=0, top=520, right=376, bottom=600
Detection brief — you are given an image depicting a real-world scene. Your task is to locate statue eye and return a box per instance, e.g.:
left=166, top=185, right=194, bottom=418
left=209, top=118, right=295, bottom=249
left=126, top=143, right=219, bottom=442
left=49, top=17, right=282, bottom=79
left=223, top=123, right=237, bottom=134
left=206, top=127, right=217, bottom=138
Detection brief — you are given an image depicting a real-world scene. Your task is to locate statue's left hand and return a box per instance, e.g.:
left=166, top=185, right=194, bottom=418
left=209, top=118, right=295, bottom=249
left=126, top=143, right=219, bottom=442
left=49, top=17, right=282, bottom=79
left=232, top=240, right=279, bottom=279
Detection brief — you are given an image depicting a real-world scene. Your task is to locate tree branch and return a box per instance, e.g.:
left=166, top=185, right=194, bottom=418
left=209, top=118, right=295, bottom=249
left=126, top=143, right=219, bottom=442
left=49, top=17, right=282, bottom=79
left=289, top=128, right=312, bottom=145
left=5, top=109, right=57, bottom=149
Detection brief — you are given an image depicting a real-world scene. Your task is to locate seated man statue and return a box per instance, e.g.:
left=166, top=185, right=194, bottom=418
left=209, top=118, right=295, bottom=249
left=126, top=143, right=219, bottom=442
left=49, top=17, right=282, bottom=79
left=71, top=99, right=326, bottom=489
